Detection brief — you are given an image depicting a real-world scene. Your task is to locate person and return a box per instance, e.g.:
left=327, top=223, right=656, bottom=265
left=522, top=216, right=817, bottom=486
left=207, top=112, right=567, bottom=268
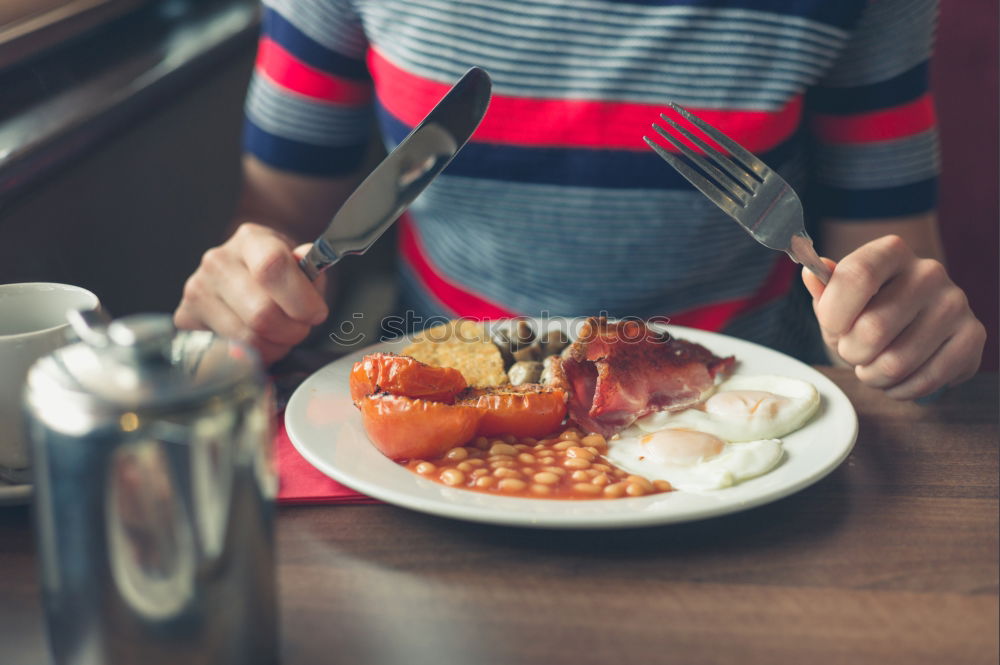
left=174, top=0, right=985, bottom=401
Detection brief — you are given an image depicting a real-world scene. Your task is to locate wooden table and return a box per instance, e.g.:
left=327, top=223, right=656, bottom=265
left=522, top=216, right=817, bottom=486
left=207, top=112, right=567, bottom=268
left=1, top=368, right=997, bottom=665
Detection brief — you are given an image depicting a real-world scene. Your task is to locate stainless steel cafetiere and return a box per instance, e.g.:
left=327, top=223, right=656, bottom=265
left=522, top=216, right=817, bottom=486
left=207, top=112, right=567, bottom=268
left=23, top=311, right=279, bottom=665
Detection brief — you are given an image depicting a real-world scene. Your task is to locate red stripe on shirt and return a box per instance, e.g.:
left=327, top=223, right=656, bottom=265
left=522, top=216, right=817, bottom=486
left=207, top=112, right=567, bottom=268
left=809, top=93, right=936, bottom=144
left=666, top=256, right=798, bottom=330
left=368, top=48, right=802, bottom=153
left=398, top=215, right=518, bottom=319
left=257, top=37, right=372, bottom=105
left=401, top=212, right=797, bottom=332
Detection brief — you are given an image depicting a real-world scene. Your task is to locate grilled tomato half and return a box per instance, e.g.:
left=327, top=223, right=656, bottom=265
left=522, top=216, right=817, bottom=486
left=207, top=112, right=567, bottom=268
left=349, top=352, right=467, bottom=404
left=459, top=385, right=567, bottom=438
left=357, top=394, right=483, bottom=461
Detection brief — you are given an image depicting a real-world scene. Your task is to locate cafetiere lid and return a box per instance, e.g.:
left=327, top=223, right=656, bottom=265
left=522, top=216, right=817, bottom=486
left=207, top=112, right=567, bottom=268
left=25, top=310, right=264, bottom=420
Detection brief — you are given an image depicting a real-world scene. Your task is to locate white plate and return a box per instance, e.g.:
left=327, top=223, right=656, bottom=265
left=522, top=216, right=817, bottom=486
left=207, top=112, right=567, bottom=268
left=285, top=324, right=857, bottom=529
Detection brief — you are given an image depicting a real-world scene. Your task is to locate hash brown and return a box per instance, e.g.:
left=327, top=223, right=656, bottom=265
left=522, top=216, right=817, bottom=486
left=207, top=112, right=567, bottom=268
left=402, top=320, right=509, bottom=388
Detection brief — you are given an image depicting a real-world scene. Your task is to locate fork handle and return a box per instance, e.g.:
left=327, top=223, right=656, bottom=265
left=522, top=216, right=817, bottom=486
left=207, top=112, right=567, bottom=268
left=788, top=233, right=833, bottom=285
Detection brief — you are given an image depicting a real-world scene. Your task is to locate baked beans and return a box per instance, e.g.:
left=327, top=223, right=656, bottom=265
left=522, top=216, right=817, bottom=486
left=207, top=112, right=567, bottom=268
left=404, top=427, right=673, bottom=500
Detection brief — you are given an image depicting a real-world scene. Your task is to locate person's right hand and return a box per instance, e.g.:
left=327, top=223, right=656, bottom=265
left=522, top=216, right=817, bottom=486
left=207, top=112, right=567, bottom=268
left=174, top=222, right=329, bottom=365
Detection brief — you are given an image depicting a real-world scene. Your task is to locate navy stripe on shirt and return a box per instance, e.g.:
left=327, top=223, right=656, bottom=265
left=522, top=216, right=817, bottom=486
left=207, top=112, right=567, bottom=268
left=377, top=105, right=804, bottom=190
left=587, top=0, right=869, bottom=31
left=807, top=63, right=930, bottom=114
left=262, top=7, right=370, bottom=80
left=243, top=120, right=369, bottom=175
left=812, top=178, right=938, bottom=218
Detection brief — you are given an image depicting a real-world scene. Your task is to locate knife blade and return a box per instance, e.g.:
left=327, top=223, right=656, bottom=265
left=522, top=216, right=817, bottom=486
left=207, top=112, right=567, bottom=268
left=298, top=66, right=492, bottom=280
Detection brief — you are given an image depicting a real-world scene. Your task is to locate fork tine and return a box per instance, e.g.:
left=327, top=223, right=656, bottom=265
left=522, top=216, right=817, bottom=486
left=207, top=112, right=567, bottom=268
left=667, top=102, right=771, bottom=178
left=643, top=136, right=743, bottom=215
left=652, top=120, right=751, bottom=205
left=656, top=113, right=759, bottom=194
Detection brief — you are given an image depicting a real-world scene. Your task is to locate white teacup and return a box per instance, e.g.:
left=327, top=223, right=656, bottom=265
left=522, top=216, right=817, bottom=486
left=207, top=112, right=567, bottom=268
left=0, top=283, right=101, bottom=483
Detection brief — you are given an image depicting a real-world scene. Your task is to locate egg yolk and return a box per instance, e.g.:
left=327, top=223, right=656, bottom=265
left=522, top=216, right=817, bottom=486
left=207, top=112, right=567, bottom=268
left=640, top=429, right=726, bottom=466
left=704, top=390, right=789, bottom=419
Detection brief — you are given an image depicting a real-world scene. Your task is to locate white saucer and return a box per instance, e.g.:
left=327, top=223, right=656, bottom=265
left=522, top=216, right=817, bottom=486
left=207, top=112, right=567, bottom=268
left=0, top=481, right=32, bottom=506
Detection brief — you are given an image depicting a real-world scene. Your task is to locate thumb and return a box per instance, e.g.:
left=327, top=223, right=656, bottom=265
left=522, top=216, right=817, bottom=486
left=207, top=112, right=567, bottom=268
left=801, top=257, right=837, bottom=301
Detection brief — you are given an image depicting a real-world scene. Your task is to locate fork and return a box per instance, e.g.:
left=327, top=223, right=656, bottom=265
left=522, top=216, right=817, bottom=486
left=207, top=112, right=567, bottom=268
left=643, top=103, right=832, bottom=284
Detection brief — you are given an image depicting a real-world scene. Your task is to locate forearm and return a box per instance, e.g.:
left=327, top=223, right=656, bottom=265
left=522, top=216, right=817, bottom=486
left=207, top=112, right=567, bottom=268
left=818, top=211, right=945, bottom=263
left=231, top=134, right=386, bottom=243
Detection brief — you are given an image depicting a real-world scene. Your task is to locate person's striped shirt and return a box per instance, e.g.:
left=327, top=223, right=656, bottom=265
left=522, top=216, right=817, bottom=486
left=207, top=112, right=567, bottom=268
left=244, top=0, right=940, bottom=361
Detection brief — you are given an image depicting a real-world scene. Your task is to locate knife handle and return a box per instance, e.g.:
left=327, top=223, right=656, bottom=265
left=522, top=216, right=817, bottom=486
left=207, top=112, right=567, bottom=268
left=298, top=244, right=334, bottom=282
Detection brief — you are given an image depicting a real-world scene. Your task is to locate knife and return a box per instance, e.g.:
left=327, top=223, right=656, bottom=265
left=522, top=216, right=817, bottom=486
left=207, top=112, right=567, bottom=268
left=298, top=66, right=492, bottom=280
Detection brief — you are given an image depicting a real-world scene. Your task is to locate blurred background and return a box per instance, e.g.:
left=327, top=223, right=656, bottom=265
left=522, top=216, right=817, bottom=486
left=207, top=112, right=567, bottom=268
left=0, top=0, right=996, bottom=369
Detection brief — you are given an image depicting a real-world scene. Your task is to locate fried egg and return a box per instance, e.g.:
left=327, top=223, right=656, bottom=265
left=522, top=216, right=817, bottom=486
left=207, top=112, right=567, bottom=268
left=632, top=375, right=820, bottom=443
left=605, top=375, right=820, bottom=491
left=606, top=428, right=783, bottom=492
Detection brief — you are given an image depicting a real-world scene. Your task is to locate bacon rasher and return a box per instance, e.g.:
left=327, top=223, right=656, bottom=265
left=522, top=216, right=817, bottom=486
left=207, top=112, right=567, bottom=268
left=557, top=317, right=735, bottom=436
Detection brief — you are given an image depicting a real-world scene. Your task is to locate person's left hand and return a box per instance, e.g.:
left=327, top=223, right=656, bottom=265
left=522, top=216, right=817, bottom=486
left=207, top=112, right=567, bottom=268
left=802, top=234, right=986, bottom=400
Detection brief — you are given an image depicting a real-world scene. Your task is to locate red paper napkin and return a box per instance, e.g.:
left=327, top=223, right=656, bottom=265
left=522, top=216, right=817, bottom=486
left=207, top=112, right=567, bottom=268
left=275, top=414, right=378, bottom=505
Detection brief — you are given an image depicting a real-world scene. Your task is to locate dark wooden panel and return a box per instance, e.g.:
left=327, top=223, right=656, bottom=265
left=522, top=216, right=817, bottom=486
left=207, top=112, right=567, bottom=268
left=933, top=0, right=999, bottom=370
left=0, top=0, right=146, bottom=72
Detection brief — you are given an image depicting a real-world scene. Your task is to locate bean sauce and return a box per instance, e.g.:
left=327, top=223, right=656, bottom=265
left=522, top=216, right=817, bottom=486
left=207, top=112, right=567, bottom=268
left=404, top=427, right=672, bottom=499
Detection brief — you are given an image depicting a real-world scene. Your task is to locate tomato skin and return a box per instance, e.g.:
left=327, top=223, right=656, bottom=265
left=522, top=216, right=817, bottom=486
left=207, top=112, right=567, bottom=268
left=350, top=353, right=467, bottom=404
left=357, top=394, right=483, bottom=461
left=460, top=387, right=567, bottom=438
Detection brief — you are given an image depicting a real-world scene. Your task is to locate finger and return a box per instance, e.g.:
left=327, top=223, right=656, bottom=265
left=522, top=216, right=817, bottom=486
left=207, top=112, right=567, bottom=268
left=292, top=243, right=329, bottom=315
left=800, top=257, right=837, bottom=301
left=175, top=271, right=214, bottom=331
left=813, top=235, right=912, bottom=337
left=882, top=320, right=987, bottom=400
left=816, top=321, right=842, bottom=356
left=174, top=299, right=207, bottom=331
left=216, top=276, right=314, bottom=347
left=198, top=247, right=313, bottom=347
left=241, top=237, right=329, bottom=326
left=853, top=278, right=974, bottom=389
left=834, top=269, right=933, bottom=367
left=853, top=302, right=960, bottom=390
left=801, top=259, right=842, bottom=354
left=190, top=290, right=291, bottom=363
